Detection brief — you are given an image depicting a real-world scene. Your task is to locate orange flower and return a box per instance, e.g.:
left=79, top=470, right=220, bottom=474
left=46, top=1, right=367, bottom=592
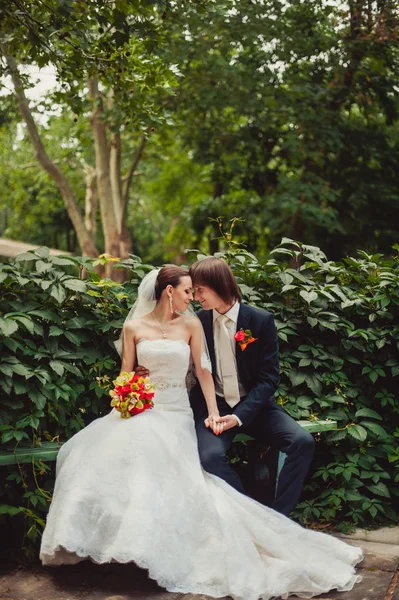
left=235, top=328, right=257, bottom=351
left=239, top=336, right=257, bottom=351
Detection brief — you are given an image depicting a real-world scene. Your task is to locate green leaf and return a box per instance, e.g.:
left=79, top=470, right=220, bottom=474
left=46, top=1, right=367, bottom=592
left=63, top=279, right=87, bottom=293
left=0, top=318, right=18, bottom=336
left=12, top=315, right=35, bottom=334
left=30, top=389, right=47, bottom=410
left=305, top=374, right=322, bottom=396
left=299, top=358, right=312, bottom=367
left=2, top=430, right=15, bottom=443
left=29, top=416, right=40, bottom=430
left=2, top=338, right=20, bottom=352
left=288, top=369, right=307, bottom=387
left=0, top=364, right=13, bottom=377
left=15, top=252, right=38, bottom=262
left=300, top=290, right=318, bottom=304
left=11, top=363, right=31, bottom=377
left=28, top=309, right=60, bottom=322
left=35, top=260, right=52, bottom=273
left=13, top=380, right=29, bottom=395
left=348, top=425, right=367, bottom=442
left=361, top=421, right=387, bottom=438
left=35, top=247, right=50, bottom=259
left=65, top=317, right=88, bottom=329
left=51, top=256, right=76, bottom=266
left=49, top=360, right=65, bottom=376
left=355, top=408, right=383, bottom=421
left=0, top=376, right=12, bottom=395
left=64, top=331, right=82, bottom=345
left=0, top=504, right=23, bottom=516
left=49, top=326, right=64, bottom=337
left=50, top=285, right=66, bottom=304
left=40, top=280, right=53, bottom=291
left=87, top=290, right=102, bottom=298
left=368, top=483, right=391, bottom=498
left=307, top=317, right=318, bottom=327
left=327, top=429, right=347, bottom=441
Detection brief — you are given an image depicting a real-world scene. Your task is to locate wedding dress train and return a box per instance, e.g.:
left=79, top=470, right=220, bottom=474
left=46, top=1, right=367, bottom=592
left=40, top=339, right=362, bottom=600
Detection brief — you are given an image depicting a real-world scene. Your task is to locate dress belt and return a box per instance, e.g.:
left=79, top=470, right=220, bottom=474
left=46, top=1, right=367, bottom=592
left=153, top=379, right=186, bottom=391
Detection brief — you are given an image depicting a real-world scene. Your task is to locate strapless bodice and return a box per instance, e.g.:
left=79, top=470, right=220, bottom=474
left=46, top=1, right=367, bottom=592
left=136, top=339, right=191, bottom=411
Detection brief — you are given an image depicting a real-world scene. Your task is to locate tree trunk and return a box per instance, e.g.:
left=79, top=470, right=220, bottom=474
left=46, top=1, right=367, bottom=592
left=122, top=135, right=146, bottom=230
left=83, top=163, right=98, bottom=238
left=88, top=78, right=119, bottom=262
left=3, top=49, right=98, bottom=257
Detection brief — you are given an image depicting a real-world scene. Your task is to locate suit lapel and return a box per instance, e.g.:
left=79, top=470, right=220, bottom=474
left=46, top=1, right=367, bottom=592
left=236, top=303, right=251, bottom=373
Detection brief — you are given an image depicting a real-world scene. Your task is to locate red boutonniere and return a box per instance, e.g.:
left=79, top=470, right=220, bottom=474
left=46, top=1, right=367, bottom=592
left=234, top=328, right=257, bottom=351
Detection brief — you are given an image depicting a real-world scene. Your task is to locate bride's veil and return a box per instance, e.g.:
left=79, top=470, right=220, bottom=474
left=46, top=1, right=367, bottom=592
left=114, top=268, right=160, bottom=357
left=114, top=269, right=212, bottom=386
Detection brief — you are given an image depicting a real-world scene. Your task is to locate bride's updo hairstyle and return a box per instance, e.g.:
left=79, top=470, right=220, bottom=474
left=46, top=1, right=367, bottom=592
left=189, top=257, right=241, bottom=304
left=155, top=265, right=190, bottom=301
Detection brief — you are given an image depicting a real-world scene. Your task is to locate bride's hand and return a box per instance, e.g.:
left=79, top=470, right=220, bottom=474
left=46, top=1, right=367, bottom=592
left=206, top=415, right=238, bottom=435
left=205, top=414, right=223, bottom=436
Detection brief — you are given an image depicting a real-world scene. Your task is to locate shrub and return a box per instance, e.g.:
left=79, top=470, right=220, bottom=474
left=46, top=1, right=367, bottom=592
left=0, top=249, right=146, bottom=554
left=0, top=241, right=398, bottom=556
left=211, top=239, right=399, bottom=529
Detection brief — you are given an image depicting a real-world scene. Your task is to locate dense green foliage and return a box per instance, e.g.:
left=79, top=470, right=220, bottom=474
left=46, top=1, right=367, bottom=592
left=0, top=241, right=398, bottom=555
left=226, top=239, right=399, bottom=527
left=162, top=1, right=399, bottom=259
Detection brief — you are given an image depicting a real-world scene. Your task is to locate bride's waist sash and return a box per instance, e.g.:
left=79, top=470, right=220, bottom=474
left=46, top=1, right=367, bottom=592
left=152, top=378, right=191, bottom=413
left=153, top=377, right=186, bottom=391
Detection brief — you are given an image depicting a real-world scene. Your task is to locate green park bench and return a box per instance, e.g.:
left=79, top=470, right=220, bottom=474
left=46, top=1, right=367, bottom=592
left=0, top=419, right=337, bottom=469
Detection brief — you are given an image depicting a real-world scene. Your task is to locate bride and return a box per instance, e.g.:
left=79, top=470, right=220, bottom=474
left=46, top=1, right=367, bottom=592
left=40, top=265, right=363, bottom=600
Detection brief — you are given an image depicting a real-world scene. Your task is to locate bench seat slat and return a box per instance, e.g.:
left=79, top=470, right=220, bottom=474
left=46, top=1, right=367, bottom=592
left=0, top=420, right=337, bottom=467
left=0, top=442, right=63, bottom=466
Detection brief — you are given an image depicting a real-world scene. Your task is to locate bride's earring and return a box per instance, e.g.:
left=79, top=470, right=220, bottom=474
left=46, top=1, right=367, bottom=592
left=169, top=295, right=174, bottom=314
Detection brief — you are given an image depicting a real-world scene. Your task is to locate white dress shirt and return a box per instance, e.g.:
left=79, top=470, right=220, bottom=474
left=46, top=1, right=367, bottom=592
left=213, top=302, right=246, bottom=426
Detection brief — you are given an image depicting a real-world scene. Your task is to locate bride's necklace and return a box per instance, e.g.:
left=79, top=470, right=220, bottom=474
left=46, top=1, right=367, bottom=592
left=151, top=311, right=170, bottom=339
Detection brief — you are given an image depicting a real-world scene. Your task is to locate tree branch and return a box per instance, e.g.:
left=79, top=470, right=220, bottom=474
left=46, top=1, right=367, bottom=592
left=121, top=134, right=146, bottom=229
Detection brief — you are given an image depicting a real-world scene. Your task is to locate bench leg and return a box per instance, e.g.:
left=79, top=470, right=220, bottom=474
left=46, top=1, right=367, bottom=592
left=275, top=451, right=287, bottom=497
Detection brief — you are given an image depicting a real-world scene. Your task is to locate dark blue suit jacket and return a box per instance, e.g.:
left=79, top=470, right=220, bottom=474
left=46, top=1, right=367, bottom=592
left=192, top=303, right=280, bottom=427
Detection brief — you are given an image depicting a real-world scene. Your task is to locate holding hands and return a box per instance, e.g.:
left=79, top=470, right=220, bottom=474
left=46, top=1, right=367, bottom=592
left=205, top=414, right=238, bottom=436
left=135, top=365, right=237, bottom=437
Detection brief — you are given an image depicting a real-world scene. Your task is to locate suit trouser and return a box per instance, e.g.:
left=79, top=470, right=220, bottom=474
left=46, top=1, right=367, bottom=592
left=195, top=397, right=315, bottom=516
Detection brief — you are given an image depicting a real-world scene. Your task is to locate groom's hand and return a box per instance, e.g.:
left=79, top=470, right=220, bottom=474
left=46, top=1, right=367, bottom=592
left=211, top=415, right=238, bottom=434
left=135, top=364, right=150, bottom=377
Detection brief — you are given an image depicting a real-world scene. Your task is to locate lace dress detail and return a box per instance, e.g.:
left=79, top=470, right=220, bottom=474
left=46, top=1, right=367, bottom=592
left=40, top=339, right=362, bottom=600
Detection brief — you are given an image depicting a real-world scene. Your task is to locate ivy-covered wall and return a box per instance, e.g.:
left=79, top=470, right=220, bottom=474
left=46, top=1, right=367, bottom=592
left=0, top=241, right=398, bottom=554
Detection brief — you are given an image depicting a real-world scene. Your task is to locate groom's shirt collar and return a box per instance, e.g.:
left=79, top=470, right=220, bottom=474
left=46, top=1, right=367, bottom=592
left=212, top=301, right=240, bottom=324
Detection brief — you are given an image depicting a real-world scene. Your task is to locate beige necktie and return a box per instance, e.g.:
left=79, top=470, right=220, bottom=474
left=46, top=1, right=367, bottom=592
left=217, top=314, right=240, bottom=408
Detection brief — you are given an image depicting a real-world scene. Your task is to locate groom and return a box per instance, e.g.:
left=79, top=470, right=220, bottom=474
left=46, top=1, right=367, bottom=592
left=189, top=257, right=314, bottom=516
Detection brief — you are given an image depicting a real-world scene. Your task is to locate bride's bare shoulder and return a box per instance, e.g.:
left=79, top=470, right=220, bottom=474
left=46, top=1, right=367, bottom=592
left=124, top=314, right=153, bottom=332
left=182, top=313, right=202, bottom=332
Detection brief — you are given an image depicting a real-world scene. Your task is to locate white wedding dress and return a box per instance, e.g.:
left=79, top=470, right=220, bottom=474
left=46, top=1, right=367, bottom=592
left=40, top=339, right=363, bottom=600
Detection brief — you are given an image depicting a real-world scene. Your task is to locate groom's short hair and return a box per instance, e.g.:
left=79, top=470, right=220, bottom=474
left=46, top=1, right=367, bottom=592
left=190, top=257, right=242, bottom=304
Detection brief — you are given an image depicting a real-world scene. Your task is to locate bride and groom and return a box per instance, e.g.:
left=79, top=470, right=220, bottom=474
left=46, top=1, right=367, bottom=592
left=40, top=258, right=362, bottom=600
